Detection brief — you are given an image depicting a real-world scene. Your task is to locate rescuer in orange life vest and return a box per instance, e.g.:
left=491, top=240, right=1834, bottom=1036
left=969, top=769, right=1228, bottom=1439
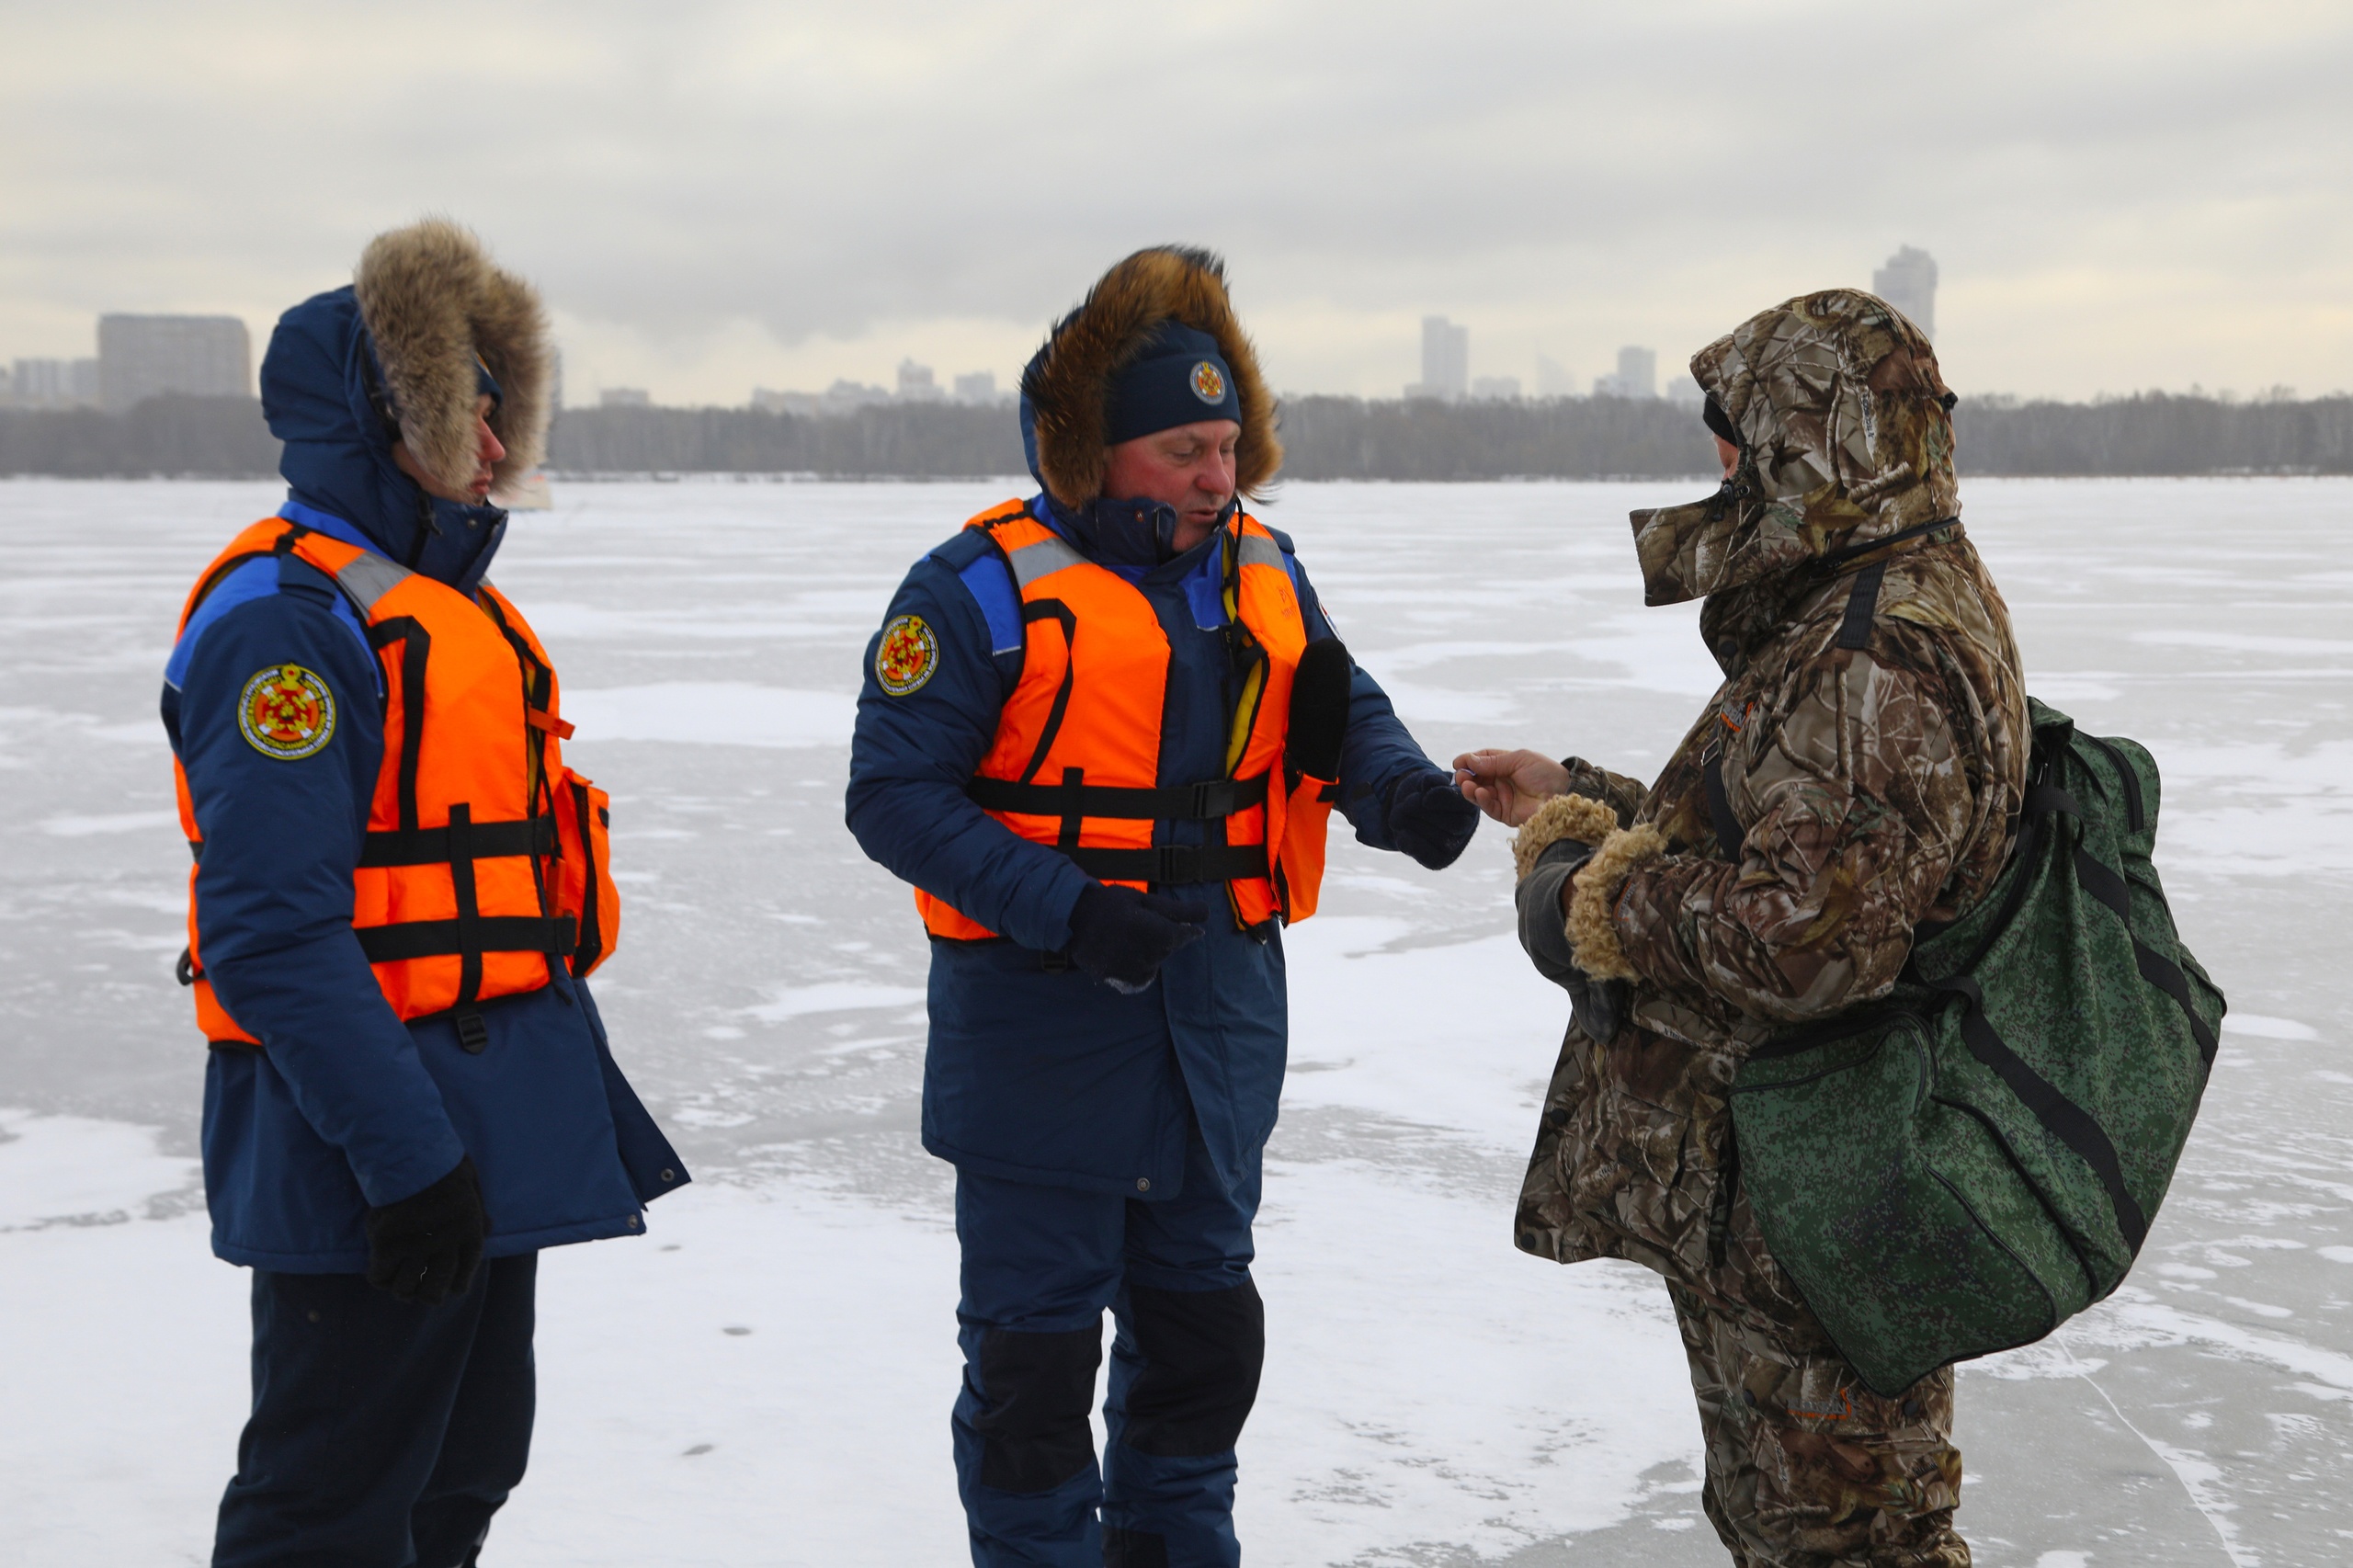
left=847, top=246, right=1481, bottom=1567
left=162, top=220, right=686, bottom=1567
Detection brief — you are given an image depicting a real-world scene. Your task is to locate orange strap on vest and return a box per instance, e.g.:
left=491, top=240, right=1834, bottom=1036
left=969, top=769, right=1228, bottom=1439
left=915, top=501, right=1336, bottom=941
left=174, top=517, right=620, bottom=1048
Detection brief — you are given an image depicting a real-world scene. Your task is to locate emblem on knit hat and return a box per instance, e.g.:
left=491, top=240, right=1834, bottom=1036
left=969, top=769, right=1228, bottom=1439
left=1189, top=361, right=1226, bottom=403
left=237, top=665, right=338, bottom=760
left=876, top=614, right=938, bottom=697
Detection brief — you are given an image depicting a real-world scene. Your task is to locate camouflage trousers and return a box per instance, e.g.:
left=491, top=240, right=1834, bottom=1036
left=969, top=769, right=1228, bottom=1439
left=1665, top=1266, right=1969, bottom=1568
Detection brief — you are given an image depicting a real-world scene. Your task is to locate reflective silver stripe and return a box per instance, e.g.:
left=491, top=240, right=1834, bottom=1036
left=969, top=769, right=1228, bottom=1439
left=1236, top=532, right=1286, bottom=572
left=333, top=551, right=415, bottom=614
left=1006, top=534, right=1086, bottom=589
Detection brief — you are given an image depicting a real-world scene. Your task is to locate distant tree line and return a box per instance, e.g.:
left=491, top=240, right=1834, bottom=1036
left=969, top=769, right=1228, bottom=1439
left=6, top=390, right=2351, bottom=481
left=0, top=396, right=279, bottom=478
left=547, top=403, right=1024, bottom=478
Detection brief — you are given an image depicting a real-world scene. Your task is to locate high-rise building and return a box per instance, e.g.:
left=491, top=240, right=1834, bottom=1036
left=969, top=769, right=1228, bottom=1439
left=1872, top=245, right=1938, bottom=339
left=1470, top=375, right=1521, bottom=402
left=953, top=370, right=998, bottom=405
left=1407, top=315, right=1469, bottom=401
left=599, top=388, right=652, bottom=408
left=8, top=358, right=101, bottom=408
left=1617, top=346, right=1655, bottom=399
left=1533, top=353, right=1576, bottom=398
left=97, top=314, right=251, bottom=412
left=820, top=379, right=891, bottom=415
left=897, top=359, right=943, bottom=402
left=1595, top=346, right=1657, bottom=400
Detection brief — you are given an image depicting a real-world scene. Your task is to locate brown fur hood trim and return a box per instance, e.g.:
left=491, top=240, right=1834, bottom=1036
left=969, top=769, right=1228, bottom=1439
left=354, top=219, right=551, bottom=501
left=1021, top=246, right=1281, bottom=509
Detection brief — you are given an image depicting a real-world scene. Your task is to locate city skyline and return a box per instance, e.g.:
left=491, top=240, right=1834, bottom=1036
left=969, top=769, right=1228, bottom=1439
left=0, top=247, right=1939, bottom=414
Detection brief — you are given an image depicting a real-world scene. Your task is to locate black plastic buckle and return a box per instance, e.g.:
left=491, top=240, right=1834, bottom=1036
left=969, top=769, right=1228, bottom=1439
left=454, top=1009, right=490, bottom=1054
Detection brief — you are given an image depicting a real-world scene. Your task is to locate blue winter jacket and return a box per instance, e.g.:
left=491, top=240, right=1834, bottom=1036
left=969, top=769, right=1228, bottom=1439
left=846, top=448, right=1444, bottom=1199
left=163, top=286, right=685, bottom=1272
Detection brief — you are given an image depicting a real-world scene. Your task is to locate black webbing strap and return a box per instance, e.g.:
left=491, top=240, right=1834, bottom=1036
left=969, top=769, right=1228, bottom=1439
left=2067, top=845, right=2221, bottom=1071
left=967, top=773, right=1269, bottom=822
left=1826, top=517, right=1963, bottom=653
left=447, top=803, right=483, bottom=1006
left=365, top=617, right=432, bottom=834
left=1836, top=561, right=1888, bottom=651
left=1933, top=971, right=2150, bottom=1255
left=1702, top=744, right=1745, bottom=858
left=356, top=915, right=575, bottom=965
left=572, top=785, right=605, bottom=975
left=1064, top=844, right=1267, bottom=885
left=1816, top=517, right=1962, bottom=569
left=2024, top=782, right=2082, bottom=821
left=358, top=815, right=552, bottom=868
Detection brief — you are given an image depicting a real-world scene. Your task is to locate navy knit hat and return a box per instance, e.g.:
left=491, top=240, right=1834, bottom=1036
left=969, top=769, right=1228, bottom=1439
left=1104, top=323, right=1241, bottom=445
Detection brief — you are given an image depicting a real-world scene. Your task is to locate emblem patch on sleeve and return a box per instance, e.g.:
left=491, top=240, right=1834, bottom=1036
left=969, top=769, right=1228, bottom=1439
left=237, top=665, right=338, bottom=760
left=875, top=614, right=939, bottom=697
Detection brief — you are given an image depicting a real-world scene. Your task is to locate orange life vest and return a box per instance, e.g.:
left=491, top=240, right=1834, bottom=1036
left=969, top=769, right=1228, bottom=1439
left=174, top=517, right=620, bottom=1047
left=915, top=501, right=1337, bottom=941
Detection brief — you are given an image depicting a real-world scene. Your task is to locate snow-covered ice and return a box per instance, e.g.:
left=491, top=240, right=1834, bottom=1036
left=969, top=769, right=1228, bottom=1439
left=2, top=476, right=2347, bottom=1566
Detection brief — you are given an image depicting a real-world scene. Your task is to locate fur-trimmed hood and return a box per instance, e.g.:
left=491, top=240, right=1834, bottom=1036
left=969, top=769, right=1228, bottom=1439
left=354, top=218, right=552, bottom=499
left=1020, top=246, right=1281, bottom=511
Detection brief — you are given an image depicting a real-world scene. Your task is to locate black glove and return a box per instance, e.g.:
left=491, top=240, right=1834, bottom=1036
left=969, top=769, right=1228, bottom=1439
left=1534, top=837, right=1630, bottom=1045
left=1386, top=767, right=1480, bottom=869
left=1286, top=637, right=1352, bottom=781
left=1064, top=881, right=1209, bottom=994
left=364, top=1156, right=487, bottom=1305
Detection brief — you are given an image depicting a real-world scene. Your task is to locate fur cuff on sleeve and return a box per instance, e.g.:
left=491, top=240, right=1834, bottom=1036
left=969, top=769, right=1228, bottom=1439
left=1511, top=793, right=1621, bottom=882
left=1566, top=824, right=1665, bottom=982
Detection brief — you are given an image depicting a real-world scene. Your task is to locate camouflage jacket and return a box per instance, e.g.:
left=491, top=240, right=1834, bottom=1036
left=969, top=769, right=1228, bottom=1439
left=1513, top=290, right=2029, bottom=1294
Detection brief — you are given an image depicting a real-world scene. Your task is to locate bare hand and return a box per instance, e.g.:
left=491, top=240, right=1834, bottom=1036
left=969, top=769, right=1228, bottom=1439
left=1451, top=748, right=1571, bottom=828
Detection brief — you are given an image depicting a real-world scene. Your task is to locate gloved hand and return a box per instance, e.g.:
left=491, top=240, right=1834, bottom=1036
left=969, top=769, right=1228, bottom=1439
left=1386, top=767, right=1480, bottom=869
left=1536, top=837, right=1630, bottom=1045
left=1064, top=881, right=1210, bottom=994
left=364, top=1155, right=487, bottom=1305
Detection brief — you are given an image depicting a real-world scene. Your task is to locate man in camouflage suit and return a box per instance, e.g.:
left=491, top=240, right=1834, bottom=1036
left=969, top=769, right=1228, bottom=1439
left=1457, top=290, right=2028, bottom=1566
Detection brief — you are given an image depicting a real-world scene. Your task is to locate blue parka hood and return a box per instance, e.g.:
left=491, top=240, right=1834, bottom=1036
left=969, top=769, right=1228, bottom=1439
left=260, top=286, right=506, bottom=592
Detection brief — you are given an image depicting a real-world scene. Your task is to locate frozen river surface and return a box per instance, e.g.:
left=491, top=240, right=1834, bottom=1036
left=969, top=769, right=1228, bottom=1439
left=2, top=477, right=2348, bottom=1567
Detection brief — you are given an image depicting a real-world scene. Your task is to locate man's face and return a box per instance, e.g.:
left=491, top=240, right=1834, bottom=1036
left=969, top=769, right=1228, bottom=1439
left=1101, top=418, right=1242, bottom=552
left=392, top=394, right=506, bottom=504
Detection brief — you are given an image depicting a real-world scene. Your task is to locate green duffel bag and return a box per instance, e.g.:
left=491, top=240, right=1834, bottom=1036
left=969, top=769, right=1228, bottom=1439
left=1727, top=698, right=2225, bottom=1396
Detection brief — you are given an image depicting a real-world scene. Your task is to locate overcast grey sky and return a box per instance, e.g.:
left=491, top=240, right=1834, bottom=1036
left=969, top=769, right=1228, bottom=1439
left=4, top=0, right=2347, bottom=405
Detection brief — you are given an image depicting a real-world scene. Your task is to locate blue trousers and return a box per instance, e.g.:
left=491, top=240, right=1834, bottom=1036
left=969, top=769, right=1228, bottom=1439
left=213, top=1254, right=537, bottom=1568
left=953, top=1130, right=1266, bottom=1568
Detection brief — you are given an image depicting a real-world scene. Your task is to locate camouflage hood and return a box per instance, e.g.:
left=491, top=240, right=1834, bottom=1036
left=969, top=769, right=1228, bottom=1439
left=1631, top=289, right=1957, bottom=608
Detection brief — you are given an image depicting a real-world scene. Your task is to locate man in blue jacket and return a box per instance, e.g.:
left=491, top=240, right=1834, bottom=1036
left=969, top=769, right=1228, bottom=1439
left=164, top=219, right=686, bottom=1567
left=847, top=247, right=1479, bottom=1568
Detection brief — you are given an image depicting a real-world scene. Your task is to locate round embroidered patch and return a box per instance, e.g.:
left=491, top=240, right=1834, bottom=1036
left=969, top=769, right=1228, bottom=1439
left=875, top=614, right=938, bottom=697
left=237, top=665, right=337, bottom=760
left=1190, top=360, right=1227, bottom=404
